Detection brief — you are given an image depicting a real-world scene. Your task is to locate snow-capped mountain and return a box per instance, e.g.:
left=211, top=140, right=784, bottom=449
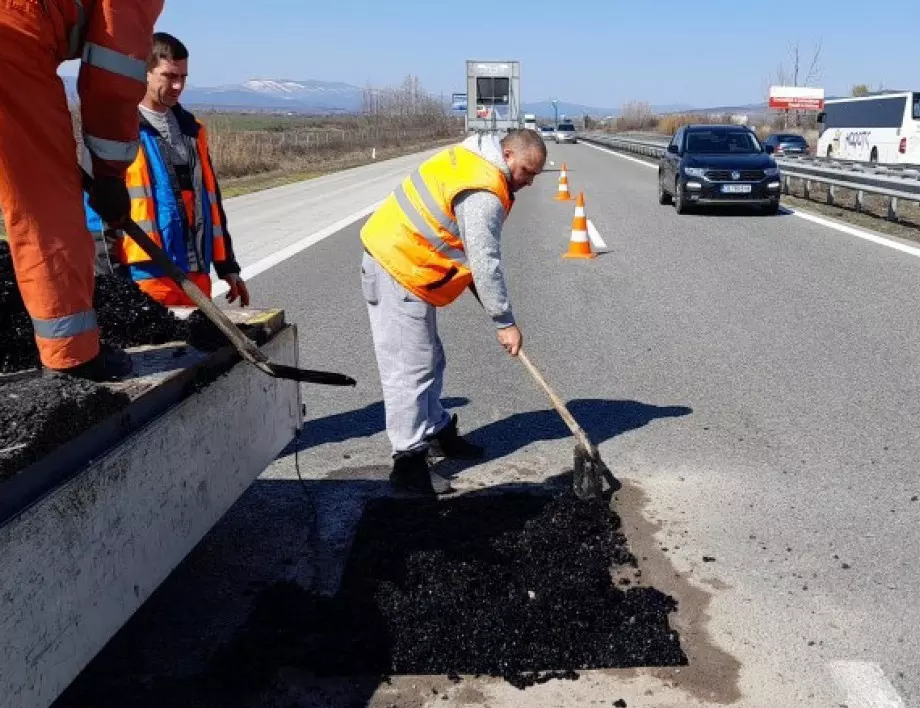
left=59, top=75, right=366, bottom=113
left=186, top=78, right=365, bottom=112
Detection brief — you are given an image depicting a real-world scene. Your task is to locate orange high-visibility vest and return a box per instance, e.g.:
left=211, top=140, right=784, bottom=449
left=360, top=144, right=512, bottom=306
left=118, top=121, right=228, bottom=273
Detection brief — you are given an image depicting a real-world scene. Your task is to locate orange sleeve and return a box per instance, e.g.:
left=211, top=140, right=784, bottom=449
left=77, top=0, right=164, bottom=179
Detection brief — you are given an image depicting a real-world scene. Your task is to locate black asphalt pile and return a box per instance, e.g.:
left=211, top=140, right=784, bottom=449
left=0, top=377, right=130, bottom=481
left=186, top=310, right=268, bottom=353
left=93, top=274, right=189, bottom=349
left=186, top=309, right=230, bottom=352
left=209, top=490, right=686, bottom=693
left=0, top=242, right=35, bottom=374
left=1, top=241, right=188, bottom=374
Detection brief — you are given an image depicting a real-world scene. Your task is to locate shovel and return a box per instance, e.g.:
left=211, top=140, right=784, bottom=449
left=516, top=349, right=612, bottom=502
left=82, top=171, right=356, bottom=387
left=467, top=285, right=611, bottom=501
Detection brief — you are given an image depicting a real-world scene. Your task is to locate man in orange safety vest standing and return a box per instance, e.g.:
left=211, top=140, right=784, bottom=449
left=360, top=128, right=546, bottom=497
left=0, top=0, right=164, bottom=380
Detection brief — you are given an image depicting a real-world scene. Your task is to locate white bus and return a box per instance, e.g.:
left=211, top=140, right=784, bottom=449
left=523, top=113, right=537, bottom=130
left=816, top=91, right=920, bottom=164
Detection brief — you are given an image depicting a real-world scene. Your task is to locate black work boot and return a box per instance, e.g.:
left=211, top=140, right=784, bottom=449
left=43, top=342, right=133, bottom=383
left=390, top=451, right=454, bottom=496
left=427, top=414, right=484, bottom=460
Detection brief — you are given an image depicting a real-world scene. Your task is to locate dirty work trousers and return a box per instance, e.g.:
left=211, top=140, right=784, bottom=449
left=0, top=6, right=99, bottom=369
left=361, top=251, right=452, bottom=457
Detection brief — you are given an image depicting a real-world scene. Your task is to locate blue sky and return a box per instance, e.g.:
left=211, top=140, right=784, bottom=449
left=72, top=0, right=918, bottom=109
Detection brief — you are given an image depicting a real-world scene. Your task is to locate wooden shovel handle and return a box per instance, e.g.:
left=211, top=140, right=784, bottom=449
left=517, top=348, right=594, bottom=454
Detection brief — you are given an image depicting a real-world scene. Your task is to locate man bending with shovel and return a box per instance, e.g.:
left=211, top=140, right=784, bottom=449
left=360, top=129, right=546, bottom=497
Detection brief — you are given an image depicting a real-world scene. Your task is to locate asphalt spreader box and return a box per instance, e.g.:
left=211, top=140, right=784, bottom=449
left=0, top=308, right=302, bottom=708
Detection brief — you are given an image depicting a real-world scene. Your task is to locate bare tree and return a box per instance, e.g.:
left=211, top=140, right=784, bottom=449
left=614, top=100, right=655, bottom=132
left=772, top=39, right=824, bottom=128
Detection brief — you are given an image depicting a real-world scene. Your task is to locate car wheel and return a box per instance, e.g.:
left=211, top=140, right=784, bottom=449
left=673, top=179, right=688, bottom=214
left=870, top=148, right=878, bottom=164
left=763, top=201, right=780, bottom=216
left=658, top=172, right=671, bottom=205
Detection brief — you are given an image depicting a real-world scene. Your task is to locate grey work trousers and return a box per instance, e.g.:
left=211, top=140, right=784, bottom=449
left=361, top=251, right=452, bottom=457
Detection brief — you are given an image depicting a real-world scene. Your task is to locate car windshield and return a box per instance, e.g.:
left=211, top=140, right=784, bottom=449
left=777, top=135, right=806, bottom=144
left=541, top=126, right=554, bottom=132
left=685, top=130, right=761, bottom=154
left=558, top=124, right=574, bottom=132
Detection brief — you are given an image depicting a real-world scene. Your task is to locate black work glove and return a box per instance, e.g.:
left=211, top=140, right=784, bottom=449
left=88, top=176, right=131, bottom=227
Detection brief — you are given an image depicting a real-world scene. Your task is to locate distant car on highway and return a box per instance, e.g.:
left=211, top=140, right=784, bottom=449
left=539, top=125, right=555, bottom=142
left=555, top=121, right=577, bottom=144
left=762, top=133, right=810, bottom=156
left=657, top=124, right=782, bottom=215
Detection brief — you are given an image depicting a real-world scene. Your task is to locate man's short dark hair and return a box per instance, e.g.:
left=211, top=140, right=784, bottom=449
left=148, top=32, right=189, bottom=71
left=502, top=128, right=548, bottom=160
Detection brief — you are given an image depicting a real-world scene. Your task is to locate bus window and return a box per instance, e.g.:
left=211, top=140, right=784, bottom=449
left=823, top=96, right=906, bottom=129
left=913, top=93, right=920, bottom=120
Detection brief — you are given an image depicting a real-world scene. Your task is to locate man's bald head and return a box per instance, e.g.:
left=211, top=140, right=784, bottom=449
left=501, top=129, right=547, bottom=192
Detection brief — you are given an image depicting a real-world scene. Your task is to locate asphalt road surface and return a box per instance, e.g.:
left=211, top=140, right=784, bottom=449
left=59, top=141, right=920, bottom=708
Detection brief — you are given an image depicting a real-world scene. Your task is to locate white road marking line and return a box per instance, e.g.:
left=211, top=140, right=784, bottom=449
left=785, top=208, right=920, bottom=259
left=211, top=201, right=382, bottom=297
left=828, top=661, right=905, bottom=708
left=581, top=140, right=920, bottom=263
left=587, top=219, right=608, bottom=251
left=580, top=140, right=658, bottom=169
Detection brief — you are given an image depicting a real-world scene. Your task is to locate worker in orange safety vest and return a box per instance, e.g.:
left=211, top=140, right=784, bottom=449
left=0, top=0, right=164, bottom=381
left=85, top=33, right=249, bottom=309
left=360, top=129, right=546, bottom=497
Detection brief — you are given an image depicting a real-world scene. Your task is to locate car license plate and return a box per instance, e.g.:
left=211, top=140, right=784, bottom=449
left=721, top=184, right=752, bottom=194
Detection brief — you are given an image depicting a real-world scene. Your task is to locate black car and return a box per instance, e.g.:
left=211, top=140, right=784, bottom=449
left=658, top=125, right=782, bottom=215
left=762, top=133, right=810, bottom=156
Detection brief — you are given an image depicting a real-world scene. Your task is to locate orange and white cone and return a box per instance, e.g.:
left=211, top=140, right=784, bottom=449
left=563, top=192, right=596, bottom=259
left=555, top=163, right=572, bottom=201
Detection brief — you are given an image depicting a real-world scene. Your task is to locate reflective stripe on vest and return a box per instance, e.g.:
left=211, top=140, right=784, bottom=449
left=360, top=144, right=512, bottom=307
left=82, top=42, right=147, bottom=82
left=32, top=309, right=98, bottom=340
left=120, top=145, right=165, bottom=267
left=84, top=134, right=139, bottom=163
left=393, top=182, right=468, bottom=266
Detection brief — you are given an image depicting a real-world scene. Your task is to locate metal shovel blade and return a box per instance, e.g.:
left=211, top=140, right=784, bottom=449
left=573, top=443, right=611, bottom=502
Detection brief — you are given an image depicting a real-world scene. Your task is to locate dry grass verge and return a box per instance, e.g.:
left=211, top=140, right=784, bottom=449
left=0, top=111, right=465, bottom=232
left=219, top=136, right=459, bottom=198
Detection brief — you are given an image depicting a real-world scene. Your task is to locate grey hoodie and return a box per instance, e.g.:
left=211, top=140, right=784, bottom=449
left=453, top=133, right=515, bottom=328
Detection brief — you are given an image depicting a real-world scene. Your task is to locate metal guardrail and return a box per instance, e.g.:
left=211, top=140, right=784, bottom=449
left=578, top=132, right=920, bottom=221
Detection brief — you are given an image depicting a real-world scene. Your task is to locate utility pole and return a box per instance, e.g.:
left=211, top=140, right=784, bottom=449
left=551, top=98, right=559, bottom=127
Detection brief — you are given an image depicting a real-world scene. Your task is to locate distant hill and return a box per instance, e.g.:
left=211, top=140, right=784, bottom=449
left=56, top=74, right=794, bottom=120
left=59, top=76, right=366, bottom=114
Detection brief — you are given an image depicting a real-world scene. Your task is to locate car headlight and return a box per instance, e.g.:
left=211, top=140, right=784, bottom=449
left=764, top=167, right=781, bottom=177
left=683, top=167, right=706, bottom=178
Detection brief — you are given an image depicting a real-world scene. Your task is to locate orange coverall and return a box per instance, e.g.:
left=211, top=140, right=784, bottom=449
left=0, top=0, right=163, bottom=370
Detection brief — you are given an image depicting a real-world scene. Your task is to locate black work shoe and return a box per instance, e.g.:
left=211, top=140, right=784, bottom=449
left=44, top=342, right=133, bottom=383
left=429, top=470, right=456, bottom=496
left=427, top=414, right=484, bottom=460
left=389, top=451, right=456, bottom=497
left=390, top=451, right=436, bottom=497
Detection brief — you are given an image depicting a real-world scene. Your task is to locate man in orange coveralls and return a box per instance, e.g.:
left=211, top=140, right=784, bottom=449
left=0, top=0, right=163, bottom=381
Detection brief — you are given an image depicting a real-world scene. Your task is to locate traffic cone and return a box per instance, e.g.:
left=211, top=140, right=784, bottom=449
left=563, top=192, right=596, bottom=259
left=555, top=163, right=572, bottom=201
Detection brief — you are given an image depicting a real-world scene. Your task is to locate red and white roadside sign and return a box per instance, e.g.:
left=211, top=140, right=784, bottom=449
left=769, top=86, right=825, bottom=111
